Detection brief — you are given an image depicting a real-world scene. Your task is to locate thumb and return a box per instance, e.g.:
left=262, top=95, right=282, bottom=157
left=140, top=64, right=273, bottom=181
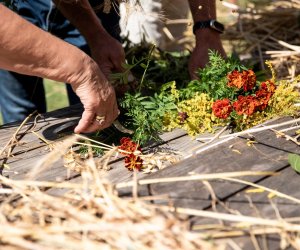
left=101, top=63, right=112, bottom=79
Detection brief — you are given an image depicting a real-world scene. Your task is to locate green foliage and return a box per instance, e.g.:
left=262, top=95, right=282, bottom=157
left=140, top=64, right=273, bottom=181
left=111, top=45, right=298, bottom=146
left=119, top=49, right=254, bottom=144
left=192, top=50, right=248, bottom=100
left=123, top=40, right=190, bottom=91
left=288, top=153, right=300, bottom=173
left=79, top=142, right=104, bottom=157
left=120, top=91, right=177, bottom=145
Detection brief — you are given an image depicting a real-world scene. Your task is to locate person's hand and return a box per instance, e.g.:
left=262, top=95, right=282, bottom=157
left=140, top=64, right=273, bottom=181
left=71, top=61, right=119, bottom=134
left=52, top=0, right=125, bottom=78
left=89, top=32, right=125, bottom=79
left=189, top=29, right=226, bottom=79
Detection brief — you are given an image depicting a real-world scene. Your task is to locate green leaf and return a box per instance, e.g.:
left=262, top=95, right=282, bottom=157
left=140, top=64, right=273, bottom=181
left=288, top=153, right=300, bottom=173
left=140, top=63, right=147, bottom=69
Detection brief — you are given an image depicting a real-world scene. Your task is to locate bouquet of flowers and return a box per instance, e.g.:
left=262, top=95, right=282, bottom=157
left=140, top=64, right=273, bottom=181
left=119, top=50, right=299, bottom=143
left=160, top=52, right=299, bottom=136
left=212, top=70, right=275, bottom=119
left=93, top=49, right=299, bottom=172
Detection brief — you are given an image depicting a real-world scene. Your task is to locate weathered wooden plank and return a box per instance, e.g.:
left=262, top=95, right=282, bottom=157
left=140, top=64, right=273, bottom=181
left=2, top=109, right=300, bottom=249
left=197, top=167, right=300, bottom=219
left=134, top=122, right=300, bottom=210
left=190, top=167, right=300, bottom=250
left=0, top=105, right=84, bottom=164
left=44, top=129, right=215, bottom=196
left=2, top=130, right=202, bottom=182
left=2, top=104, right=300, bottom=209
left=0, top=103, right=206, bottom=182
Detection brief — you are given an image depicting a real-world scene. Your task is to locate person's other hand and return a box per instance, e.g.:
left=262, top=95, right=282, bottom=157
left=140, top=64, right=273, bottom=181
left=189, top=29, right=226, bottom=79
left=89, top=33, right=125, bottom=79
left=71, top=61, right=119, bottom=134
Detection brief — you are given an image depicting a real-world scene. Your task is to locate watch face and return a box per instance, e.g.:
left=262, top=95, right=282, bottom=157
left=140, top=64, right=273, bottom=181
left=210, top=20, right=224, bottom=33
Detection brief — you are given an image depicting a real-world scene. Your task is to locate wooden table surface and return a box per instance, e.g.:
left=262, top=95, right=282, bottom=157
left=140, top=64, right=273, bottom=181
left=1, top=104, right=300, bottom=249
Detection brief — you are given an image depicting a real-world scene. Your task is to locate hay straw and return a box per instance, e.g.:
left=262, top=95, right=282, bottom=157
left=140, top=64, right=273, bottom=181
left=26, top=135, right=78, bottom=180
left=1, top=125, right=300, bottom=248
left=221, top=177, right=300, bottom=205
left=0, top=166, right=218, bottom=250
left=157, top=205, right=300, bottom=232
left=0, top=111, right=37, bottom=159
left=223, top=0, right=300, bottom=79
left=196, top=117, right=300, bottom=142
left=115, top=171, right=276, bottom=189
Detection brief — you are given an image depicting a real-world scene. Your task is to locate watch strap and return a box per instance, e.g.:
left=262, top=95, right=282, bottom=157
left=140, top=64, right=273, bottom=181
left=193, top=20, right=224, bottom=34
left=192, top=20, right=211, bottom=34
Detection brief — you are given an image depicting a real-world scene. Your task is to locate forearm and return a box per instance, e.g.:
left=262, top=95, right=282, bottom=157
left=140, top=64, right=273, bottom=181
left=53, top=0, right=125, bottom=78
left=188, top=0, right=220, bottom=43
left=188, top=0, right=217, bottom=21
left=52, top=0, right=109, bottom=47
left=0, top=4, right=96, bottom=86
left=187, top=0, right=225, bottom=77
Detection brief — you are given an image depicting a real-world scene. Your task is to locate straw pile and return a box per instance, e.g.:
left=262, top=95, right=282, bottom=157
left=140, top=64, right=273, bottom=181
left=223, top=0, right=300, bottom=79
left=2, top=132, right=300, bottom=249
left=0, top=178, right=217, bottom=250
left=0, top=136, right=219, bottom=250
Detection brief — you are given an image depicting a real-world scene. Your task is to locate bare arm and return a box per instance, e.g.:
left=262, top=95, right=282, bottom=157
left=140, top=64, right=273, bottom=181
left=0, top=4, right=118, bottom=133
left=188, top=0, right=226, bottom=78
left=53, top=0, right=125, bottom=78
left=188, top=0, right=217, bottom=21
left=0, top=3, right=88, bottom=83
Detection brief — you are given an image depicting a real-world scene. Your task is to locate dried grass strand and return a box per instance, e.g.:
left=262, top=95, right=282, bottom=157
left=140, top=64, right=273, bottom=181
left=116, top=171, right=276, bottom=189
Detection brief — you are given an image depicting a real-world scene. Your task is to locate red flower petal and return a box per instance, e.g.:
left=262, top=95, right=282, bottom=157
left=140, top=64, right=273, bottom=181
left=212, top=99, right=232, bottom=119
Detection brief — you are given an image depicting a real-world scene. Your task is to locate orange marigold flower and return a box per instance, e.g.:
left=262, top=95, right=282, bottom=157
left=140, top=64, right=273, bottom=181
left=261, top=80, right=276, bottom=93
left=227, top=70, right=243, bottom=89
left=118, top=137, right=143, bottom=171
left=233, top=95, right=258, bottom=116
left=227, top=69, right=256, bottom=91
left=242, top=69, right=256, bottom=91
left=255, top=89, right=271, bottom=111
left=124, top=154, right=143, bottom=171
left=212, top=99, right=232, bottom=119
left=254, top=80, right=276, bottom=111
left=118, top=137, right=141, bottom=155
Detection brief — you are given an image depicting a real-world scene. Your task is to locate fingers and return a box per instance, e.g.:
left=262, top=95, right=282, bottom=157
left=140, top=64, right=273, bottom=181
left=188, top=59, right=201, bottom=80
left=188, top=63, right=198, bottom=80
left=111, top=40, right=125, bottom=72
left=101, top=64, right=112, bottom=79
left=94, top=51, right=125, bottom=79
left=112, top=50, right=125, bottom=73
left=74, top=87, right=119, bottom=134
left=74, top=104, right=119, bottom=134
left=91, top=40, right=125, bottom=77
left=72, top=71, right=119, bottom=134
left=188, top=47, right=208, bottom=80
left=74, top=109, right=95, bottom=134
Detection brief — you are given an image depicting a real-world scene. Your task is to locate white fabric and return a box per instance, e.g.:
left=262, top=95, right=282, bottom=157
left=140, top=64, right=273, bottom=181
left=120, top=0, right=190, bottom=50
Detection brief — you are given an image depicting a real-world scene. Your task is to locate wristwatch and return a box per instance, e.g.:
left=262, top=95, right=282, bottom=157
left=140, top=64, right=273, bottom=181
left=193, top=20, right=225, bottom=34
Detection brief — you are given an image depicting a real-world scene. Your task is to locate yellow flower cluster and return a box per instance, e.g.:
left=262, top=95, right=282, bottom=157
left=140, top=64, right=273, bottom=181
left=234, top=110, right=270, bottom=131
left=265, top=60, right=276, bottom=82
left=162, top=75, right=299, bottom=136
left=163, top=93, right=224, bottom=136
left=269, top=77, right=300, bottom=116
